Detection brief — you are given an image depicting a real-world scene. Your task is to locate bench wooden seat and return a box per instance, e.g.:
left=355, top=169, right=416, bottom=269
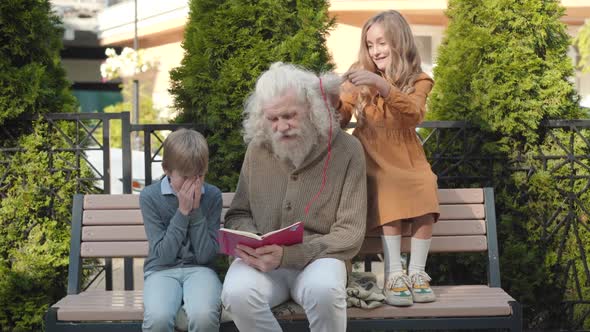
left=52, top=285, right=513, bottom=322
left=45, top=187, right=522, bottom=331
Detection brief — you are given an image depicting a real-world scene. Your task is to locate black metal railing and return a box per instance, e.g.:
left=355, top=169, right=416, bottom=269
left=115, top=120, right=590, bottom=325
left=0, top=112, right=132, bottom=292
left=1, top=113, right=589, bottom=330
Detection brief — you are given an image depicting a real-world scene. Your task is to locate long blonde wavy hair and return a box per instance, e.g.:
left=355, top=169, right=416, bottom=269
left=352, top=10, right=423, bottom=124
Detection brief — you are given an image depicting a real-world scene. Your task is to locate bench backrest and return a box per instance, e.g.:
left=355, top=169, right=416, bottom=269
left=67, top=188, right=500, bottom=293
left=66, top=193, right=234, bottom=294
left=360, top=187, right=500, bottom=287
left=74, top=193, right=234, bottom=258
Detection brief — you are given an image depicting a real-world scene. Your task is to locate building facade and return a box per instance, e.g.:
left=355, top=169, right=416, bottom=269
left=57, top=0, right=590, bottom=117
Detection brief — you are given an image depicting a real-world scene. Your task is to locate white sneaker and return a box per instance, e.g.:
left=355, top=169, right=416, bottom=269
left=410, top=271, right=436, bottom=303
left=383, top=272, right=413, bottom=306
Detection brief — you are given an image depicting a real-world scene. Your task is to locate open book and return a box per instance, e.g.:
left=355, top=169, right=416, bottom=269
left=218, top=221, right=304, bottom=256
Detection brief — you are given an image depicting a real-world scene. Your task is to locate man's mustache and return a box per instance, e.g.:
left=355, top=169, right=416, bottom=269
left=272, top=129, right=301, bottom=141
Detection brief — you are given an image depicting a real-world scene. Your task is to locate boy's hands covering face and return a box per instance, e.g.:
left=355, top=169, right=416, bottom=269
left=178, top=176, right=203, bottom=216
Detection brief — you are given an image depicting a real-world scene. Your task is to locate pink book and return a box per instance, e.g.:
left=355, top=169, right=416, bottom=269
left=218, top=221, right=304, bottom=256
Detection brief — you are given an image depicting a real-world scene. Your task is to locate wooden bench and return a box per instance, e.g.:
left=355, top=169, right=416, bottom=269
left=45, top=187, right=521, bottom=331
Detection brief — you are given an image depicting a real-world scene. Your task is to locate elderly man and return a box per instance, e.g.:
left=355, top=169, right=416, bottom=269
left=221, top=62, right=367, bottom=332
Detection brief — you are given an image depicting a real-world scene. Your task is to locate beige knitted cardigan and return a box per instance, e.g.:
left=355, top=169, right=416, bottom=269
left=224, top=129, right=368, bottom=270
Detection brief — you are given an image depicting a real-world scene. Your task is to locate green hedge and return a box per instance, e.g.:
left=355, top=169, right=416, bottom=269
left=169, top=0, right=335, bottom=191
left=0, top=1, right=92, bottom=330
left=428, top=0, right=588, bottom=328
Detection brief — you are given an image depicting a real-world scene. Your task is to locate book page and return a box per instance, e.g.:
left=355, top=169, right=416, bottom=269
left=219, top=228, right=262, bottom=241
left=261, top=221, right=303, bottom=239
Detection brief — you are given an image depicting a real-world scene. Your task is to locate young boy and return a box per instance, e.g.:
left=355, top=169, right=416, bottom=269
left=140, top=128, right=222, bottom=332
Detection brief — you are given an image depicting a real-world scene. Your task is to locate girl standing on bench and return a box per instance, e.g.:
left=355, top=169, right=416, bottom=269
left=337, top=10, right=440, bottom=307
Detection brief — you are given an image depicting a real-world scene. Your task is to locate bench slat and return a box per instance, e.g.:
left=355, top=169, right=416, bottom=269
left=348, top=285, right=514, bottom=318
left=84, top=195, right=140, bottom=210
left=437, top=188, right=483, bottom=204
left=82, top=226, right=147, bottom=241
left=83, top=208, right=230, bottom=225
left=82, top=196, right=483, bottom=224
left=84, top=205, right=482, bottom=226
left=439, top=204, right=484, bottom=219
left=82, top=220, right=487, bottom=242
left=83, top=191, right=481, bottom=207
left=81, top=242, right=148, bottom=258
left=80, top=234, right=488, bottom=257
left=84, top=193, right=233, bottom=210
left=53, top=285, right=514, bottom=321
left=365, top=220, right=486, bottom=237
left=83, top=210, right=142, bottom=225
left=359, top=235, right=487, bottom=255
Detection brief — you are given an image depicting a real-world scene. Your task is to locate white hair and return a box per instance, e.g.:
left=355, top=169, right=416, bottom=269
left=243, top=62, right=342, bottom=144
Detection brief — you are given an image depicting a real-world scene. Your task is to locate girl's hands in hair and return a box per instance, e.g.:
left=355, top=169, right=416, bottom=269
left=343, top=69, right=390, bottom=97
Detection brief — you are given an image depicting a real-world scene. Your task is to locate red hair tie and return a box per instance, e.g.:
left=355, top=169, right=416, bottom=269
left=303, top=77, right=333, bottom=216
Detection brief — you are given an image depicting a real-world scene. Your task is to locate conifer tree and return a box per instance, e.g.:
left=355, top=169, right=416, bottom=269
left=428, top=0, right=588, bottom=328
left=0, top=0, right=87, bottom=329
left=169, top=0, right=334, bottom=191
left=0, top=0, right=76, bottom=124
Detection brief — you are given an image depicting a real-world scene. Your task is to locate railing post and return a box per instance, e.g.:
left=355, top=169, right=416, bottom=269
left=103, top=113, right=113, bottom=291
left=484, top=187, right=502, bottom=288
left=120, top=112, right=134, bottom=290
left=102, top=117, right=111, bottom=194
left=121, top=112, right=132, bottom=195
left=144, top=127, right=152, bottom=185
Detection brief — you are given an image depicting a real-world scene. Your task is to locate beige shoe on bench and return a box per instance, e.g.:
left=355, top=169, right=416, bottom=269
left=410, top=271, right=436, bottom=303
left=383, top=272, right=413, bottom=306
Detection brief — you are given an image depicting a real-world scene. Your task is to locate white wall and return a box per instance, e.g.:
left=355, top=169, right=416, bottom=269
left=143, top=41, right=184, bottom=120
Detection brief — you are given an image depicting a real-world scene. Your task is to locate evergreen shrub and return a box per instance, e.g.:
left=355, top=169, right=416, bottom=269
left=0, top=0, right=94, bottom=330
left=170, top=0, right=334, bottom=191
left=427, top=0, right=588, bottom=328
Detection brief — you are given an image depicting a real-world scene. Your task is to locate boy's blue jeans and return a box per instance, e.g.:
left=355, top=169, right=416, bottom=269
left=142, top=266, right=222, bottom=332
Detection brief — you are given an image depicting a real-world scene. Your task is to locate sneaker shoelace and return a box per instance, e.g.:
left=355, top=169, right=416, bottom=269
left=410, top=271, right=432, bottom=288
left=385, top=273, right=411, bottom=291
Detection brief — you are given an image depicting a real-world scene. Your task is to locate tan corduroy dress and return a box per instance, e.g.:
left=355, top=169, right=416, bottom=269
left=339, top=72, right=440, bottom=229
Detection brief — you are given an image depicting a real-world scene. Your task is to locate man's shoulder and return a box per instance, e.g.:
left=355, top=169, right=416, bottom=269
left=246, top=139, right=270, bottom=154
left=335, top=130, right=364, bottom=153
left=244, top=139, right=274, bottom=163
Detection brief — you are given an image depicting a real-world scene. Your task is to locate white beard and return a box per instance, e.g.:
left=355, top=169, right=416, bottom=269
left=270, top=119, right=318, bottom=168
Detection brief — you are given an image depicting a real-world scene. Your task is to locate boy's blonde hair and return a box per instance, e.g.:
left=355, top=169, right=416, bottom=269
left=162, top=128, right=208, bottom=177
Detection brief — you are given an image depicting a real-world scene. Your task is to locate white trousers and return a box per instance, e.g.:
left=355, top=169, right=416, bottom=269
left=221, top=258, right=347, bottom=332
